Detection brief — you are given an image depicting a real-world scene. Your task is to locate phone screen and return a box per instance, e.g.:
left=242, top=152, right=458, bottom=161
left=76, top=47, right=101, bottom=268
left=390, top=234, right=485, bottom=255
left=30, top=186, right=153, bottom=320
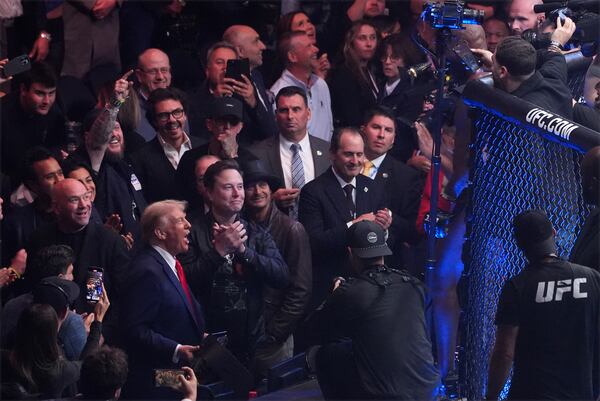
left=85, top=268, right=103, bottom=303
left=154, top=369, right=185, bottom=387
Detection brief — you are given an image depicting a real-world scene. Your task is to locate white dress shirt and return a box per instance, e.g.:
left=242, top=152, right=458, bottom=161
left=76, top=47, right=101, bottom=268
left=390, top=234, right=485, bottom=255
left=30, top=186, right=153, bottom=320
left=279, top=132, right=316, bottom=189
left=157, top=133, right=192, bottom=169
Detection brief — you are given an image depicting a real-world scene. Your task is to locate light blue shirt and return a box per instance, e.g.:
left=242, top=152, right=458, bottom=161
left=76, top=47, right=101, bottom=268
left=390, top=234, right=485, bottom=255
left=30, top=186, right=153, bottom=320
left=270, top=69, right=334, bottom=143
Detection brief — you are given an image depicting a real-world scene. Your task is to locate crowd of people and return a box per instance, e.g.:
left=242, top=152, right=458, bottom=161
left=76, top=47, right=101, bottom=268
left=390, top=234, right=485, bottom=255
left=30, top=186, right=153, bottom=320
left=0, top=0, right=599, bottom=399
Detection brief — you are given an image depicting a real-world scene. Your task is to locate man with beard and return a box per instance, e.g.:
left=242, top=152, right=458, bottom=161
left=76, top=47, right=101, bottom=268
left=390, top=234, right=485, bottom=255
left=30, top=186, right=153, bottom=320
left=471, top=18, right=576, bottom=118
left=131, top=88, right=203, bottom=204
left=180, top=160, right=288, bottom=366
left=176, top=97, right=257, bottom=207
left=242, top=160, right=312, bottom=378
left=26, top=179, right=130, bottom=344
left=69, top=71, right=147, bottom=243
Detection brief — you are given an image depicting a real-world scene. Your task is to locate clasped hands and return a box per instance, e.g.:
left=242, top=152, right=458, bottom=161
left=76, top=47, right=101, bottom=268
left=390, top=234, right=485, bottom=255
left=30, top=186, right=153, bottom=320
left=352, top=208, right=392, bottom=230
left=212, top=221, right=248, bottom=257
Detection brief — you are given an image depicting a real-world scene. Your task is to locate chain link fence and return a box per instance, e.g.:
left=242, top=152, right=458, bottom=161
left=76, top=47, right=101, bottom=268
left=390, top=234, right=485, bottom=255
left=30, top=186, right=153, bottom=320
left=461, top=105, right=591, bottom=399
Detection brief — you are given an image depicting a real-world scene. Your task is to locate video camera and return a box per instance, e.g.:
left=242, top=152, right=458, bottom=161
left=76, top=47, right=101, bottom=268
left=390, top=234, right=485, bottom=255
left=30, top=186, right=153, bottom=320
left=529, top=0, right=599, bottom=55
left=421, top=0, right=485, bottom=30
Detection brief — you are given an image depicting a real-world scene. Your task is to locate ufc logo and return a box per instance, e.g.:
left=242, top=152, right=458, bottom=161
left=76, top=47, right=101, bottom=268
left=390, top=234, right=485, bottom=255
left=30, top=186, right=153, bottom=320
left=535, top=278, right=588, bottom=303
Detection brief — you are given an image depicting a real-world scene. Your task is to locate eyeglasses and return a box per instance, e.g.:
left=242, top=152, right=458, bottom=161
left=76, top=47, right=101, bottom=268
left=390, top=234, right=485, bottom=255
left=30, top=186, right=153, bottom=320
left=138, top=67, right=171, bottom=77
left=156, top=108, right=185, bottom=122
left=66, top=191, right=92, bottom=205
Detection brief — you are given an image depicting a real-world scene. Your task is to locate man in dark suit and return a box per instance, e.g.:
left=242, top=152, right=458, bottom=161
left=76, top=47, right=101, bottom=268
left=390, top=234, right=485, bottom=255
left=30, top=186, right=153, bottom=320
left=223, top=25, right=278, bottom=141
left=26, top=179, right=130, bottom=344
left=570, top=146, right=600, bottom=271
left=299, top=128, right=392, bottom=307
left=360, top=106, right=423, bottom=267
left=121, top=199, right=205, bottom=399
left=131, top=88, right=204, bottom=204
left=250, top=86, right=329, bottom=219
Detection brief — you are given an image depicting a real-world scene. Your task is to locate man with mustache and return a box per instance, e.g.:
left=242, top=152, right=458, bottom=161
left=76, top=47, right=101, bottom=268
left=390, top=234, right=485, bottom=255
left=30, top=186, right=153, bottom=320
left=242, top=159, right=312, bottom=378
left=131, top=88, right=202, bottom=204
left=180, top=160, right=288, bottom=367
left=26, top=179, right=130, bottom=344
left=69, top=71, right=147, bottom=244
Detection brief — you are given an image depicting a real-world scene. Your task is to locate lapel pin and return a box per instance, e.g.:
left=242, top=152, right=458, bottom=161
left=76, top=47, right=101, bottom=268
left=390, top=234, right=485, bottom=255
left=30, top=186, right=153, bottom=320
left=364, top=187, right=368, bottom=192
left=382, top=173, right=388, bottom=178
left=316, top=150, right=323, bottom=156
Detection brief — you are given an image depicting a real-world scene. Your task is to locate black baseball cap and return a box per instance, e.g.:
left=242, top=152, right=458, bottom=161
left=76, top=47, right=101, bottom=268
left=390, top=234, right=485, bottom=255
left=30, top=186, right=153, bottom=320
left=347, top=220, right=392, bottom=259
left=513, top=209, right=557, bottom=258
left=210, top=97, right=243, bottom=120
left=32, top=277, right=80, bottom=314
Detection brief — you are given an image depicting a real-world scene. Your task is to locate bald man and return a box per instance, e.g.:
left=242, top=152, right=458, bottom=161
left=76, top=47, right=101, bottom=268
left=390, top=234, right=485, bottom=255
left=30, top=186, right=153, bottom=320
left=507, top=0, right=545, bottom=35
left=26, top=178, right=130, bottom=343
left=135, top=49, right=174, bottom=142
left=570, top=146, right=600, bottom=271
left=222, top=25, right=278, bottom=142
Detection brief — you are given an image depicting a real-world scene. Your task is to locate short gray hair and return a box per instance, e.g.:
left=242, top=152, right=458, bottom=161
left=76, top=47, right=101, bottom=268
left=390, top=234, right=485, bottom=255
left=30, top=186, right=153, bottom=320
left=140, top=200, right=188, bottom=244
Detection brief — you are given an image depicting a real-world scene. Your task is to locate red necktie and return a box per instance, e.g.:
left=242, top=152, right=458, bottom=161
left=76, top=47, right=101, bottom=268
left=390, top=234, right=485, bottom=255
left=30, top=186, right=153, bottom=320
left=175, top=259, right=194, bottom=308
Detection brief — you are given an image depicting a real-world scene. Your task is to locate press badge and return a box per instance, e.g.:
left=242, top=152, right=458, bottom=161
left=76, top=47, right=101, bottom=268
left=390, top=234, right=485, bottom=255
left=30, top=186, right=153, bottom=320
left=131, top=173, right=142, bottom=191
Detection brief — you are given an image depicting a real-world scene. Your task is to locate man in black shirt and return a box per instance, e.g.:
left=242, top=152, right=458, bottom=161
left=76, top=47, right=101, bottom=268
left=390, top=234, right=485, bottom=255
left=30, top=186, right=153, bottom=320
left=311, top=220, right=440, bottom=400
left=1, top=62, right=64, bottom=184
left=487, top=209, right=600, bottom=400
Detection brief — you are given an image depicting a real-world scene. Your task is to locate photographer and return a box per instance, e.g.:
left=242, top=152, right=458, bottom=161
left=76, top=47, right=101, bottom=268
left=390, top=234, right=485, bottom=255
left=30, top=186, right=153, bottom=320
left=471, top=17, right=576, bottom=118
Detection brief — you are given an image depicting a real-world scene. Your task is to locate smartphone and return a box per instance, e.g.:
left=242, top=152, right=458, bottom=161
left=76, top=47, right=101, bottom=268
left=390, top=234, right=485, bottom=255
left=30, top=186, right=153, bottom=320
left=85, top=267, right=103, bottom=303
left=1, top=55, right=31, bottom=79
left=450, top=39, right=481, bottom=73
left=225, top=58, right=250, bottom=82
left=154, top=369, right=185, bottom=387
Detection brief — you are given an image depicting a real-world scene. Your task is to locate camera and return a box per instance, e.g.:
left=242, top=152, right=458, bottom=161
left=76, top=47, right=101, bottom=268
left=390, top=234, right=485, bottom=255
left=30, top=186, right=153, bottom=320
left=422, top=0, right=485, bottom=30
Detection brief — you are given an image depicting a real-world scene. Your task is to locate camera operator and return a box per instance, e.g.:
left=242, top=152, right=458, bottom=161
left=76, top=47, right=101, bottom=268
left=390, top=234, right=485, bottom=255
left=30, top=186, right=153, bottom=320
left=471, top=17, right=576, bottom=118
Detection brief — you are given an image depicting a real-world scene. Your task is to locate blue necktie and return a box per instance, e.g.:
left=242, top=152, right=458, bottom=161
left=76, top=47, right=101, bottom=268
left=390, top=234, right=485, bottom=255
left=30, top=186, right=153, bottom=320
left=290, top=143, right=305, bottom=220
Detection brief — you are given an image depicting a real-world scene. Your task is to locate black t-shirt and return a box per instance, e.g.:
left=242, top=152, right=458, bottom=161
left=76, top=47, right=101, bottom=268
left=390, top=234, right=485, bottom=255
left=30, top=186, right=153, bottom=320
left=319, top=267, right=440, bottom=399
left=496, top=258, right=600, bottom=400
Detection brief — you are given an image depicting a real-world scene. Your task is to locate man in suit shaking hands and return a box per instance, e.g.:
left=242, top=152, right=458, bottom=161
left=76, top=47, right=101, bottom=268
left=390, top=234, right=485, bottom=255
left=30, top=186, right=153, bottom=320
left=299, top=128, right=392, bottom=307
left=121, top=200, right=205, bottom=399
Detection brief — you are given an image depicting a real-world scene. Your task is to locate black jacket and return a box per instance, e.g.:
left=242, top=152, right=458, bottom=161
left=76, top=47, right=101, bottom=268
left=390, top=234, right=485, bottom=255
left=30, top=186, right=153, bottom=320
left=570, top=207, right=599, bottom=272
left=329, top=63, right=378, bottom=128
left=511, top=50, right=573, bottom=119
left=130, top=135, right=204, bottom=204
left=180, top=212, right=288, bottom=360
left=247, top=204, right=312, bottom=343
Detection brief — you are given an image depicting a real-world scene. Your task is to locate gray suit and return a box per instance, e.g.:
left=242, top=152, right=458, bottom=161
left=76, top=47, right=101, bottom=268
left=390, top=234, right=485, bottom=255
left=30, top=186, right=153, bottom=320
left=249, top=134, right=330, bottom=187
left=62, top=0, right=121, bottom=79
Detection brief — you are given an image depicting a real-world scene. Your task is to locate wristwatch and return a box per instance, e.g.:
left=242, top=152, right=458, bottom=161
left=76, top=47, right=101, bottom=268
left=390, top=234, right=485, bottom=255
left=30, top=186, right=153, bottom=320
left=39, top=32, right=52, bottom=42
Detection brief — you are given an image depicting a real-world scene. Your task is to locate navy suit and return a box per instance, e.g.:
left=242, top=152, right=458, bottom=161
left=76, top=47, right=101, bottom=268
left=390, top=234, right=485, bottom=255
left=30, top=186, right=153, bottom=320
left=299, top=168, right=387, bottom=306
left=121, top=246, right=205, bottom=398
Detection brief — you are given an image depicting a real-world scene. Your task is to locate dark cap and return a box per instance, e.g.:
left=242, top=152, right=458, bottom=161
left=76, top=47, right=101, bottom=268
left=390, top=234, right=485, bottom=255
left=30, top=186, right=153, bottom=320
left=347, top=220, right=392, bottom=259
left=241, top=159, right=282, bottom=191
left=210, top=97, right=243, bottom=120
left=32, top=277, right=80, bottom=314
left=513, top=209, right=557, bottom=258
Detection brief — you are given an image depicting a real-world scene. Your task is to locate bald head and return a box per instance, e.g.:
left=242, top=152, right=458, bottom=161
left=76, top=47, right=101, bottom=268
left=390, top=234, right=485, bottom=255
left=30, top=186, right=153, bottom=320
left=136, top=48, right=171, bottom=96
left=508, top=0, right=545, bottom=35
left=222, top=25, right=266, bottom=69
left=456, top=24, right=487, bottom=50
left=53, top=179, right=92, bottom=232
left=582, top=146, right=600, bottom=206
left=195, top=155, right=221, bottom=199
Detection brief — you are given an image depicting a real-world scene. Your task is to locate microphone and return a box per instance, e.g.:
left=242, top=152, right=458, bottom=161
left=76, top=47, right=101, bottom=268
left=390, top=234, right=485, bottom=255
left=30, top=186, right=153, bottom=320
left=408, top=61, right=433, bottom=80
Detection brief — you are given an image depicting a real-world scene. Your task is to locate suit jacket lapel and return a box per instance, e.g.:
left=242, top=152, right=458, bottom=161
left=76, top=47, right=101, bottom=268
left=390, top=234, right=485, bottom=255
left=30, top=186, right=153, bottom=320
left=355, top=175, right=376, bottom=216
left=150, top=248, right=202, bottom=332
left=268, top=137, right=285, bottom=184
left=309, top=136, right=329, bottom=176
